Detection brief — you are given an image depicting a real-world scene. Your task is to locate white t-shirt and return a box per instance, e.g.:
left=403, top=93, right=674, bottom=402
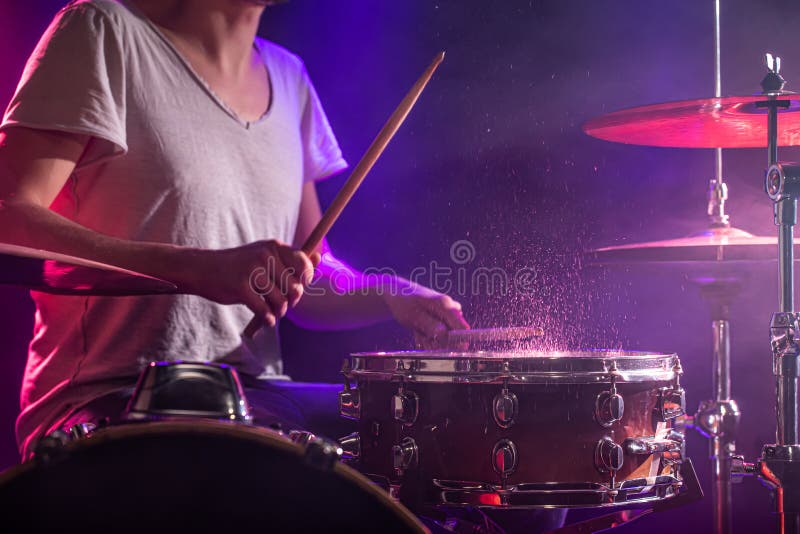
left=1, top=0, right=347, bottom=456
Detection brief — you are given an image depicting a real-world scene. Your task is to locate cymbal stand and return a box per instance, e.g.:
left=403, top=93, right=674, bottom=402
left=731, top=55, right=800, bottom=534
left=708, top=0, right=729, bottom=230
left=690, top=277, right=742, bottom=534
left=686, top=5, right=741, bottom=532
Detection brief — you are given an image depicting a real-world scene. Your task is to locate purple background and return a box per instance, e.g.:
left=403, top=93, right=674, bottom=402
left=3, top=0, right=800, bottom=531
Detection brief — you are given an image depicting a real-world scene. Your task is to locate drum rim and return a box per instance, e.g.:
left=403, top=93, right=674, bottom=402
left=346, top=349, right=680, bottom=383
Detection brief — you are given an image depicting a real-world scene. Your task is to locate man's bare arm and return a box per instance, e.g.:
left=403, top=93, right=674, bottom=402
left=288, top=181, right=468, bottom=344
left=0, top=128, right=195, bottom=281
left=0, top=127, right=311, bottom=327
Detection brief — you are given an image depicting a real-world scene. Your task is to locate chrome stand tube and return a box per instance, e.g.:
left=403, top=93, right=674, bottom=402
left=729, top=55, right=800, bottom=534
left=764, top=314, right=800, bottom=534
left=709, top=0, right=729, bottom=229
left=779, top=220, right=796, bottom=315
left=769, top=156, right=798, bottom=446
left=775, top=199, right=798, bottom=447
left=759, top=57, right=800, bottom=534
left=713, top=320, right=731, bottom=401
left=694, top=281, right=741, bottom=534
left=711, top=319, right=735, bottom=534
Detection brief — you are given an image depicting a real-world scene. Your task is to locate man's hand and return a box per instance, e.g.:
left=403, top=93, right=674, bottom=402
left=383, top=282, right=470, bottom=350
left=179, top=240, right=315, bottom=329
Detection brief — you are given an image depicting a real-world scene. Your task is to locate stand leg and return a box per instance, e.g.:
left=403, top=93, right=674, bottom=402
left=712, top=443, right=733, bottom=534
left=693, top=287, right=741, bottom=534
left=711, top=318, right=736, bottom=534
left=764, top=314, right=800, bottom=534
left=777, top=373, right=799, bottom=446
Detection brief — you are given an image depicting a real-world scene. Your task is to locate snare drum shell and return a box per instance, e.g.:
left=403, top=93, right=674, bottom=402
left=357, top=380, right=667, bottom=485
left=344, top=350, right=681, bottom=505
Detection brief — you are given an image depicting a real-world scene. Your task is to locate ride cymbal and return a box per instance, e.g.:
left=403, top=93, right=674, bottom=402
left=583, top=94, right=800, bottom=148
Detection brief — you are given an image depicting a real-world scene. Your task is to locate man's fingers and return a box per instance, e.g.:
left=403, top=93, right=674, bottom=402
left=409, top=311, right=449, bottom=347
left=279, top=247, right=315, bottom=287
left=263, top=288, right=289, bottom=319
left=446, top=310, right=470, bottom=331
left=242, top=294, right=277, bottom=338
left=425, top=295, right=470, bottom=331
left=258, top=245, right=305, bottom=308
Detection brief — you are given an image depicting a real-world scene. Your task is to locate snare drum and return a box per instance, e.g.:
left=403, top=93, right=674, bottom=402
left=0, top=420, right=426, bottom=533
left=338, top=350, right=686, bottom=509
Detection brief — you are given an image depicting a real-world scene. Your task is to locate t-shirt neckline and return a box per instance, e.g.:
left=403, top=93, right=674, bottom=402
left=124, top=0, right=274, bottom=129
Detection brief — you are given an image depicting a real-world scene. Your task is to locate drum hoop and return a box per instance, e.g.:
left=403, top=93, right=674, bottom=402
left=346, top=350, right=679, bottom=383
left=344, top=350, right=680, bottom=384
left=430, top=476, right=682, bottom=508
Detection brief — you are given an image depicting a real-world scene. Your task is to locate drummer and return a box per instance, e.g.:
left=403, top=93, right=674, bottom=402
left=0, top=0, right=469, bottom=459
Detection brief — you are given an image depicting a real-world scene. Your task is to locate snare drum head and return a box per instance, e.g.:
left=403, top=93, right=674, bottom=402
left=0, top=421, right=424, bottom=533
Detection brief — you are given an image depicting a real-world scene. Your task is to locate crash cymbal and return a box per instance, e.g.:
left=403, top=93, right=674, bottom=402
left=0, top=243, right=177, bottom=295
left=583, top=93, right=800, bottom=148
left=587, top=227, right=781, bottom=264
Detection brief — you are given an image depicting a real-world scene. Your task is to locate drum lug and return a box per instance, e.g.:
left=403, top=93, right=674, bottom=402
left=595, top=376, right=625, bottom=427
left=492, top=439, right=519, bottom=477
left=303, top=436, right=344, bottom=471
left=338, top=432, right=361, bottom=461
left=492, top=388, right=519, bottom=429
left=290, top=431, right=346, bottom=470
left=594, top=437, right=625, bottom=473
left=33, top=429, right=71, bottom=463
left=655, top=386, right=686, bottom=422
left=392, top=388, right=419, bottom=426
left=68, top=422, right=96, bottom=440
left=338, top=385, right=361, bottom=421
left=392, top=437, right=418, bottom=473
left=288, top=430, right=317, bottom=446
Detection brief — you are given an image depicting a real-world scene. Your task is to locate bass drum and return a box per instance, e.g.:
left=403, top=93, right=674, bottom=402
left=0, top=420, right=427, bottom=533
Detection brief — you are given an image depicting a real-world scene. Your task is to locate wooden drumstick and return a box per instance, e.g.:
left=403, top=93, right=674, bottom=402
left=244, top=52, right=446, bottom=338
left=445, top=326, right=545, bottom=350
left=446, top=326, right=545, bottom=346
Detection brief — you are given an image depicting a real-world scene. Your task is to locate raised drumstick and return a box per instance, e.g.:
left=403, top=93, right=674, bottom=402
left=244, top=52, right=446, bottom=338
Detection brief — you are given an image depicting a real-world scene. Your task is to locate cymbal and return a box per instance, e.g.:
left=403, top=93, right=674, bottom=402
left=587, top=227, right=781, bottom=264
left=583, top=93, right=800, bottom=148
left=0, top=243, right=177, bottom=296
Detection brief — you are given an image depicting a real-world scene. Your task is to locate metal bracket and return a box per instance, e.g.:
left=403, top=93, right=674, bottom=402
left=338, top=381, right=361, bottom=421
left=338, top=431, right=361, bottom=461
left=594, top=437, right=624, bottom=474
left=595, top=376, right=624, bottom=428
left=492, top=385, right=519, bottom=429
left=392, top=436, right=418, bottom=474
left=491, top=439, right=519, bottom=477
left=654, top=386, right=686, bottom=423
left=392, top=387, right=419, bottom=426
